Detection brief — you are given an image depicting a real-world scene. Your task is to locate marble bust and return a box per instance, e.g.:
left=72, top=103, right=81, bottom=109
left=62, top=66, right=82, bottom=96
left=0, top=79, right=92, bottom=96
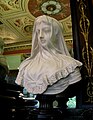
left=15, top=15, right=82, bottom=95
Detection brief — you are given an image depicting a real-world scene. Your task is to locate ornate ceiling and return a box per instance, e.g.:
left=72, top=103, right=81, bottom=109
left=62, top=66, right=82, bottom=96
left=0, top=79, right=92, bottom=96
left=0, top=0, right=72, bottom=53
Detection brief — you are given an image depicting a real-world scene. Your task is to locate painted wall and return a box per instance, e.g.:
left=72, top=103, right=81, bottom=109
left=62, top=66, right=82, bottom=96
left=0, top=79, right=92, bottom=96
left=5, top=54, right=22, bottom=70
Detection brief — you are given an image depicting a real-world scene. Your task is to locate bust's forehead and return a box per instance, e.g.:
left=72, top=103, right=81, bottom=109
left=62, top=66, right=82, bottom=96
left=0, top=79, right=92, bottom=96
left=36, top=20, right=51, bottom=27
left=35, top=15, right=53, bottom=24
left=35, top=15, right=60, bottom=27
left=35, top=17, right=52, bottom=30
left=34, top=15, right=61, bottom=33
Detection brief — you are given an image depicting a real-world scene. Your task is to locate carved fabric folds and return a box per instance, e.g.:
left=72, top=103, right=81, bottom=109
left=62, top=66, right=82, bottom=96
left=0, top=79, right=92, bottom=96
left=15, top=15, right=82, bottom=94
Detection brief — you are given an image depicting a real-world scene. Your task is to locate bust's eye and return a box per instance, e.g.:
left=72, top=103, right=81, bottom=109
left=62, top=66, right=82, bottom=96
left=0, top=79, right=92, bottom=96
left=44, top=28, right=51, bottom=32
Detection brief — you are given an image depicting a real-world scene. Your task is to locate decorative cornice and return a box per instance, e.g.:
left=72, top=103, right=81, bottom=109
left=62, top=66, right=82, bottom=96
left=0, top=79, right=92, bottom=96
left=4, top=40, right=31, bottom=54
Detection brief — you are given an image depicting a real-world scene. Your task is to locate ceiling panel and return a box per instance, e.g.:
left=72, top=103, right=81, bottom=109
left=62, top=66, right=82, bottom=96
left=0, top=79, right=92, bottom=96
left=0, top=0, right=72, bottom=52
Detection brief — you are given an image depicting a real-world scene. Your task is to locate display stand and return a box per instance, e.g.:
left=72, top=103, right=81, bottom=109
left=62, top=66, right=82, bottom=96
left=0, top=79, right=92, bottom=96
left=29, top=94, right=68, bottom=120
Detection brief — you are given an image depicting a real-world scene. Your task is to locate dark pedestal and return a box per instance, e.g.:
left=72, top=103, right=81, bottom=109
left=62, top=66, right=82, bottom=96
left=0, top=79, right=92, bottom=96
left=29, top=108, right=63, bottom=120
left=28, top=94, right=68, bottom=120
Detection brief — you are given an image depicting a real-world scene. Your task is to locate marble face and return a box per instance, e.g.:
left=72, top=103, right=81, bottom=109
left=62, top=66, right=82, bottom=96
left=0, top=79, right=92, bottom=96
left=36, top=22, right=52, bottom=48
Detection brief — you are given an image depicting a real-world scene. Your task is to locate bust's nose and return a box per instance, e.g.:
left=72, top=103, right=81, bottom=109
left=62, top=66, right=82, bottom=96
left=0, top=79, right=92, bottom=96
left=39, top=29, right=44, bottom=39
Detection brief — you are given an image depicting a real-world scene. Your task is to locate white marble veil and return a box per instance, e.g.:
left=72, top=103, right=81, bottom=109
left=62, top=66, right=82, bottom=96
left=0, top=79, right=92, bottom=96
left=31, top=15, right=70, bottom=58
left=16, top=15, right=71, bottom=71
left=15, top=15, right=82, bottom=94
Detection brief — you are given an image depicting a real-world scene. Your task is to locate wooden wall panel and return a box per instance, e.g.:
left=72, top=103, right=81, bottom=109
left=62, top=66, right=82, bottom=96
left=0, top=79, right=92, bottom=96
left=71, top=0, right=93, bottom=108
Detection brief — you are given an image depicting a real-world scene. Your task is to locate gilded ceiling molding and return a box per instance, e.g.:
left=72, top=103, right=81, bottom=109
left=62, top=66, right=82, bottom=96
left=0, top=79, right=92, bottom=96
left=4, top=40, right=31, bottom=53
left=0, top=0, right=21, bottom=13
left=27, top=0, right=71, bottom=20
left=4, top=44, right=31, bottom=53
left=0, top=0, right=72, bottom=51
left=41, top=1, right=61, bottom=15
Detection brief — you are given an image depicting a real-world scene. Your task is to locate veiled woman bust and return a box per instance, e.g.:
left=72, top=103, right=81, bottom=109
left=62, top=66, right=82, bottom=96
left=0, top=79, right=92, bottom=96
left=15, top=15, right=82, bottom=95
